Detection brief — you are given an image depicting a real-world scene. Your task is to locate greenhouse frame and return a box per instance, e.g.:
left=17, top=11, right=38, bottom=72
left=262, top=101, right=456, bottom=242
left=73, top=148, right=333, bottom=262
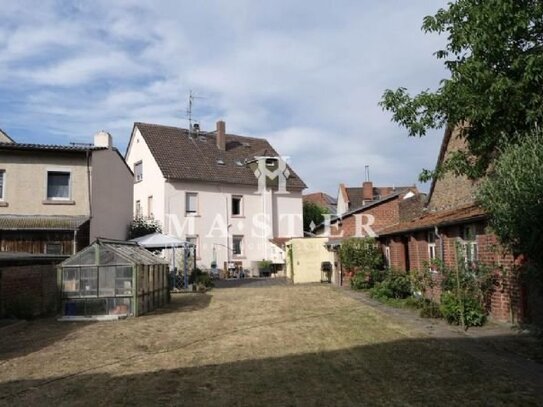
left=58, top=239, right=169, bottom=319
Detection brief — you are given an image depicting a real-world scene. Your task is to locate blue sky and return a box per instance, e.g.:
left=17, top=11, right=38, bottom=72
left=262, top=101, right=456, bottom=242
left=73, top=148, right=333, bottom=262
left=0, top=0, right=449, bottom=195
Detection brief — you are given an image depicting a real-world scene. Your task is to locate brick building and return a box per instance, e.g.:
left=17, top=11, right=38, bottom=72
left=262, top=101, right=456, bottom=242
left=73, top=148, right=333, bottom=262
left=377, top=126, right=533, bottom=324
left=314, top=187, right=421, bottom=239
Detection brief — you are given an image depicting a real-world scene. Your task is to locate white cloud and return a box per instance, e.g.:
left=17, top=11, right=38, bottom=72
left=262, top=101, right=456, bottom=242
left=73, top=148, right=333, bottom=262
left=0, top=0, right=450, bottom=194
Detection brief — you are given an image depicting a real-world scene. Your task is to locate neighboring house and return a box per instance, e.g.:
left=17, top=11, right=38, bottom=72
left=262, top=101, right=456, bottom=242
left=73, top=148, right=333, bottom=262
left=336, top=181, right=414, bottom=216
left=0, top=128, right=15, bottom=144
left=125, top=121, right=307, bottom=276
left=303, top=192, right=337, bottom=213
left=314, top=187, right=420, bottom=239
left=377, top=126, right=535, bottom=324
left=0, top=132, right=133, bottom=255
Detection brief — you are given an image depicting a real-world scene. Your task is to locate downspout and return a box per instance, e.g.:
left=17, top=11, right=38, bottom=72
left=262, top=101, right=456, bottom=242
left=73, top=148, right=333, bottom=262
left=86, top=149, right=93, bottom=240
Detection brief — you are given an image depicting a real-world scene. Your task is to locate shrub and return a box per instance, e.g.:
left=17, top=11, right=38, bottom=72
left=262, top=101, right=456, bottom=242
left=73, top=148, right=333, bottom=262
left=351, top=271, right=372, bottom=290
left=369, top=272, right=411, bottom=300
left=189, top=268, right=214, bottom=288
left=128, top=216, right=162, bottom=239
left=440, top=292, right=486, bottom=327
left=339, top=238, right=384, bottom=274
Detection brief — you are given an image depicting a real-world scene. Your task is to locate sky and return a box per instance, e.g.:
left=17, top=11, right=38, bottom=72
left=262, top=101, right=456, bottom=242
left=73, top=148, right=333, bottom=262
left=0, top=0, right=449, bottom=196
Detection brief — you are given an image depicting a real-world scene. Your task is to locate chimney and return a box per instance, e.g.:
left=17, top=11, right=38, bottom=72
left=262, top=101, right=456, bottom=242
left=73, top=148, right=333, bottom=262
left=362, top=181, right=373, bottom=201
left=94, top=131, right=112, bottom=149
left=216, top=120, right=226, bottom=151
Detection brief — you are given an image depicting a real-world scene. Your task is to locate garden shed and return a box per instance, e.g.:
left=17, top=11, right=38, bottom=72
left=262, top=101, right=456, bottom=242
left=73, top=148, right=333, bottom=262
left=58, top=239, right=169, bottom=320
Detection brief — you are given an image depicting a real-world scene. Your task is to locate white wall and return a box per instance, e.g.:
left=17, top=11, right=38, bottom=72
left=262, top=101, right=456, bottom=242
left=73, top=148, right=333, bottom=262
left=286, top=237, right=337, bottom=284
left=163, top=181, right=303, bottom=275
left=124, top=127, right=166, bottom=222
left=90, top=149, right=133, bottom=241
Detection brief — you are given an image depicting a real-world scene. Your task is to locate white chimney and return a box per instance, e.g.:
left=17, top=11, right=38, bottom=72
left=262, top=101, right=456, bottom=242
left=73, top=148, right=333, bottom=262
left=94, top=131, right=112, bottom=149
left=216, top=120, right=226, bottom=151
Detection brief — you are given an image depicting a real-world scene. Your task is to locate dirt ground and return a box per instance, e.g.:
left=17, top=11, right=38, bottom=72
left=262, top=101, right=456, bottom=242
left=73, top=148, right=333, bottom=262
left=1, top=281, right=543, bottom=406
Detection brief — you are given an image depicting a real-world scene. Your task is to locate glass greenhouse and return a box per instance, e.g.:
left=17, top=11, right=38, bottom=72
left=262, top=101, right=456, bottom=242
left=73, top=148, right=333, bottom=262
left=58, top=239, right=169, bottom=318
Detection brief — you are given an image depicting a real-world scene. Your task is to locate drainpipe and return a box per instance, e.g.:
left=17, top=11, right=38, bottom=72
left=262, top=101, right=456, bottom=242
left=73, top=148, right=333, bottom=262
left=86, top=149, right=93, bottom=239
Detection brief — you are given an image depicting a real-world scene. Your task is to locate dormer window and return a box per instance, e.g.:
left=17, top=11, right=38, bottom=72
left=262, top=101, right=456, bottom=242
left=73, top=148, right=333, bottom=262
left=265, top=158, right=277, bottom=167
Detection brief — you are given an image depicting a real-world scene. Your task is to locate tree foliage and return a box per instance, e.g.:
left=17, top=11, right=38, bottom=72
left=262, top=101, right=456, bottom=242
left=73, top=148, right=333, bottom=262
left=339, top=237, right=383, bottom=273
left=380, top=0, right=543, bottom=180
left=128, top=216, right=162, bottom=239
left=303, top=201, right=329, bottom=232
left=477, top=131, right=543, bottom=268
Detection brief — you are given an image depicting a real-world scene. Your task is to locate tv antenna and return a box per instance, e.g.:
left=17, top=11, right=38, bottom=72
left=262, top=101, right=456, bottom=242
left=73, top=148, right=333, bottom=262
left=185, top=90, right=204, bottom=136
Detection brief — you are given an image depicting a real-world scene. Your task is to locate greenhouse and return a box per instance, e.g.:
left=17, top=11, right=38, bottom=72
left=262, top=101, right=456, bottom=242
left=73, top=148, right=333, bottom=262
left=58, top=239, right=169, bottom=319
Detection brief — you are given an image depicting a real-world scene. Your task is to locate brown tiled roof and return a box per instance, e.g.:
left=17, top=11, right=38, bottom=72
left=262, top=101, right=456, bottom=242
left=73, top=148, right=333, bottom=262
left=303, top=192, right=337, bottom=211
left=346, top=186, right=412, bottom=210
left=0, top=215, right=89, bottom=230
left=378, top=204, right=487, bottom=236
left=134, top=122, right=306, bottom=190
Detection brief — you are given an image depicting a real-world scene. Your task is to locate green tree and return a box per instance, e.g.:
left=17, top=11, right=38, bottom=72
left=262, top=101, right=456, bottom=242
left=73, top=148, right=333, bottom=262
left=380, top=0, right=543, bottom=180
left=303, top=201, right=329, bottom=233
left=477, top=131, right=543, bottom=269
left=128, top=216, right=162, bottom=239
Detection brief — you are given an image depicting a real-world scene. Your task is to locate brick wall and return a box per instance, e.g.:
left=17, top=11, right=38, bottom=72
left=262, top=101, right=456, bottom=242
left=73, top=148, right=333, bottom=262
left=0, top=263, right=59, bottom=318
left=322, top=196, right=402, bottom=239
left=379, top=220, right=536, bottom=324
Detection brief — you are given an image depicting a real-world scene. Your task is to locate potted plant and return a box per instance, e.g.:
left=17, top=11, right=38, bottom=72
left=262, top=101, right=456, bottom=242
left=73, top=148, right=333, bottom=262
left=258, top=260, right=273, bottom=277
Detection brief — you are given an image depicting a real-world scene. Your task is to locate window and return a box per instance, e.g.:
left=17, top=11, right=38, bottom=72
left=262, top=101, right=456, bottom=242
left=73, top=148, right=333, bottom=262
left=147, top=195, right=153, bottom=218
left=47, top=171, right=70, bottom=200
left=135, top=200, right=141, bottom=217
left=0, top=170, right=4, bottom=200
left=232, top=195, right=243, bottom=216
left=46, top=242, right=62, bottom=255
left=461, top=225, right=478, bottom=264
left=186, top=192, right=198, bottom=215
left=186, top=235, right=198, bottom=258
left=384, top=245, right=391, bottom=268
left=428, top=231, right=437, bottom=262
left=233, top=235, right=243, bottom=256
left=134, top=161, right=143, bottom=182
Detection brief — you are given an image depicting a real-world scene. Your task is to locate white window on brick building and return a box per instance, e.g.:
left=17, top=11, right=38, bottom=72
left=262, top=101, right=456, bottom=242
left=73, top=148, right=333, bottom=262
left=384, top=244, right=391, bottom=268
left=461, top=224, right=478, bottom=264
left=428, top=230, right=437, bottom=261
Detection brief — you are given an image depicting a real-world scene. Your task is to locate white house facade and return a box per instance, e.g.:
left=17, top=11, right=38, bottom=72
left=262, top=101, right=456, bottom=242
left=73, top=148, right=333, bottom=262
left=125, top=121, right=306, bottom=276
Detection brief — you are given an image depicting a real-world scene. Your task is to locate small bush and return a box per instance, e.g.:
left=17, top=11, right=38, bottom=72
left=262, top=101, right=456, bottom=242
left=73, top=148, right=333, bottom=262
left=440, top=292, right=486, bottom=327
left=418, top=299, right=442, bottom=319
left=189, top=268, right=214, bottom=288
left=351, top=271, right=372, bottom=290
left=369, top=273, right=411, bottom=300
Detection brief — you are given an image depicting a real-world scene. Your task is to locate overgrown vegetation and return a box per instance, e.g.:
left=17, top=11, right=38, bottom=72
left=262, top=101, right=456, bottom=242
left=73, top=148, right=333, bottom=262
left=478, top=132, right=543, bottom=278
left=190, top=268, right=214, bottom=291
left=303, top=201, right=329, bottom=232
left=338, top=238, right=384, bottom=290
left=380, top=0, right=543, bottom=181
left=346, top=240, right=495, bottom=328
left=128, top=216, right=162, bottom=239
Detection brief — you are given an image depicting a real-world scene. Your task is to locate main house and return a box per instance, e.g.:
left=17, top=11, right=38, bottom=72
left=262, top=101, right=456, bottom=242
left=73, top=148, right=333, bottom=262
left=125, top=121, right=307, bottom=276
left=0, top=131, right=133, bottom=255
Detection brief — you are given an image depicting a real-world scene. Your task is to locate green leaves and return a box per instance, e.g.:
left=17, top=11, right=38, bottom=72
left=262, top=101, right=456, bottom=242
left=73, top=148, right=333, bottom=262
left=381, top=0, right=543, bottom=180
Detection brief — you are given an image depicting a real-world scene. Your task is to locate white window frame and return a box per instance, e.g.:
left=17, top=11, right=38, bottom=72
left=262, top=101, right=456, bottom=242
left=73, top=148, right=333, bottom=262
left=134, top=161, right=143, bottom=183
left=461, top=225, right=478, bottom=264
left=45, top=169, right=72, bottom=201
left=185, top=192, right=198, bottom=216
left=384, top=245, right=391, bottom=268
left=232, top=195, right=243, bottom=216
left=428, top=231, right=437, bottom=262
left=0, top=170, right=5, bottom=201
left=232, top=235, right=243, bottom=257
left=147, top=195, right=153, bottom=218
left=135, top=200, right=142, bottom=217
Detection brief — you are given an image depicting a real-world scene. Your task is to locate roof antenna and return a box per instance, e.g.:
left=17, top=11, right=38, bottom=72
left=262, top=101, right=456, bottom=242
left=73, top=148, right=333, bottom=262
left=185, top=90, right=203, bottom=137
left=364, top=165, right=370, bottom=182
